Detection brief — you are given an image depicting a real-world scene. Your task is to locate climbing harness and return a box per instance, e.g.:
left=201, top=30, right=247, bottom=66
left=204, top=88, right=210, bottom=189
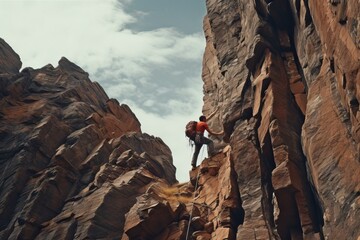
left=185, top=168, right=201, bottom=240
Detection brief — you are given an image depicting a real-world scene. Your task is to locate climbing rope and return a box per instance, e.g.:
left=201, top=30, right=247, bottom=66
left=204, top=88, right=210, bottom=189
left=185, top=168, right=201, bottom=240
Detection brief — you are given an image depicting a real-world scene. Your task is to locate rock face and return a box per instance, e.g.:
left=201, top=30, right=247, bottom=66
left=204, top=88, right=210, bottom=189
left=202, top=0, right=360, bottom=239
left=0, top=38, right=177, bottom=239
left=1, top=0, right=360, bottom=238
left=120, top=147, right=243, bottom=240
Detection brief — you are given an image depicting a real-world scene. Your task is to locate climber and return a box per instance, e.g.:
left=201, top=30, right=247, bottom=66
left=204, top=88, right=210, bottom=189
left=191, top=115, right=223, bottom=169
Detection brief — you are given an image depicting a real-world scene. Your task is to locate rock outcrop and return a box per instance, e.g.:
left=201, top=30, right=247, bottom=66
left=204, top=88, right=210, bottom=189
left=202, top=0, right=360, bottom=239
left=0, top=38, right=177, bottom=239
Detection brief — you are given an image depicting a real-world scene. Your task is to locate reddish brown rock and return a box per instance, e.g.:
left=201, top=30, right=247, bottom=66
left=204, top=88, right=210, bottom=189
left=115, top=146, right=243, bottom=240
left=1, top=0, right=360, bottom=237
left=123, top=193, right=174, bottom=239
left=0, top=38, right=177, bottom=240
left=201, top=0, right=360, bottom=239
left=188, top=147, right=244, bottom=240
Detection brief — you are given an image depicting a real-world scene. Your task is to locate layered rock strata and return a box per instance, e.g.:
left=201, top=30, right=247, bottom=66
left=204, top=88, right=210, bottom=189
left=202, top=0, right=360, bottom=239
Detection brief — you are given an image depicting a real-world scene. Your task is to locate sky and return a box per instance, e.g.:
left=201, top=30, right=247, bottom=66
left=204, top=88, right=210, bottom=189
left=0, top=0, right=207, bottom=182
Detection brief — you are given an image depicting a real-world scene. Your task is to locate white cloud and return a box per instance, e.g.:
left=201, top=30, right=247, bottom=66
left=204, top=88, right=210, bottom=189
left=106, top=82, right=137, bottom=98
left=143, top=99, right=155, bottom=107
left=2, top=1, right=203, bottom=73
left=0, top=0, right=206, bottom=182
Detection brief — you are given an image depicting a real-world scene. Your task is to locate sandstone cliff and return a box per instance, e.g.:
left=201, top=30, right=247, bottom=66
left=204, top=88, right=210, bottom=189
left=201, top=0, right=360, bottom=239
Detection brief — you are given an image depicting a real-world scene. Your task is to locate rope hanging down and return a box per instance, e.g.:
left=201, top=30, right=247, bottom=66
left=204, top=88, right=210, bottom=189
left=185, top=169, right=201, bottom=240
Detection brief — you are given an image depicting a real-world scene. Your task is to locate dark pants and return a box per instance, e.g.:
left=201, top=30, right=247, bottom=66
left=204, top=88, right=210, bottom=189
left=191, top=134, right=214, bottom=167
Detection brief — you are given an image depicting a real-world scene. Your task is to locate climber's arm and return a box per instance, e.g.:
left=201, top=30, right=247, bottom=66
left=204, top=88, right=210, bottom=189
left=206, top=125, right=224, bottom=136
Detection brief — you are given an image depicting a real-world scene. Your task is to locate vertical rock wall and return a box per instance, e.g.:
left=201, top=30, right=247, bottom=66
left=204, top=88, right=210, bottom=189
left=202, top=0, right=360, bottom=239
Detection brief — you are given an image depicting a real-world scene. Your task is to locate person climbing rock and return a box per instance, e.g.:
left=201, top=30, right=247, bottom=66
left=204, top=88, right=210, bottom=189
left=191, top=115, right=223, bottom=169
